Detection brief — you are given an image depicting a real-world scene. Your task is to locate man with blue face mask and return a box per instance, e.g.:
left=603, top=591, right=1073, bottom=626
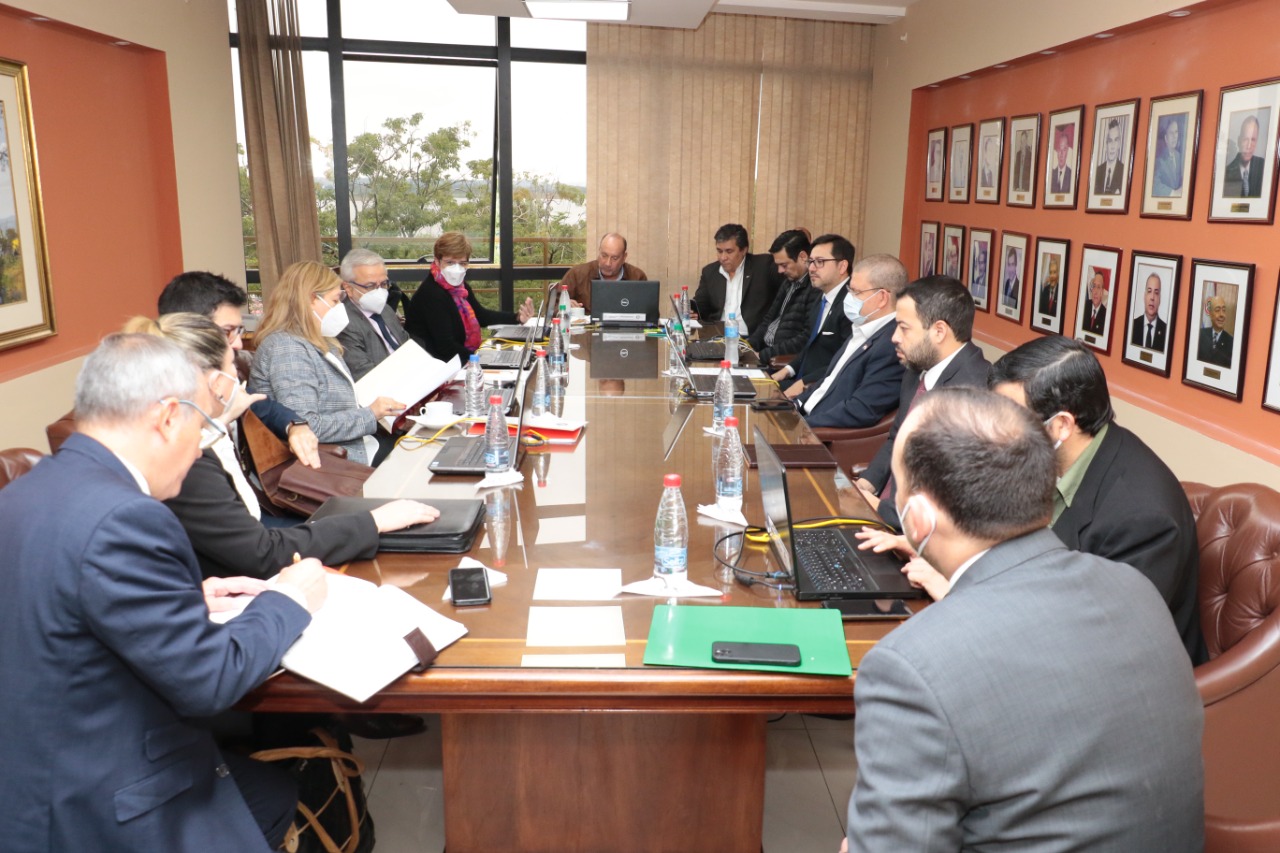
left=795, top=253, right=906, bottom=428
left=335, top=248, right=410, bottom=380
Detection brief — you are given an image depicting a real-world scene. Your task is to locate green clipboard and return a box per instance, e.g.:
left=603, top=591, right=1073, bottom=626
left=643, top=604, right=853, bottom=677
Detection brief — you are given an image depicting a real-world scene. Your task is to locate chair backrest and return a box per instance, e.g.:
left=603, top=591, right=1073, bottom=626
left=1184, top=482, right=1280, bottom=659
left=0, top=447, right=44, bottom=490
left=46, top=409, right=76, bottom=454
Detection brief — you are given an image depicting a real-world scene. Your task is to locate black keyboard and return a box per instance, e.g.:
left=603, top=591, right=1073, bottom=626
left=686, top=340, right=727, bottom=361
left=794, top=529, right=870, bottom=592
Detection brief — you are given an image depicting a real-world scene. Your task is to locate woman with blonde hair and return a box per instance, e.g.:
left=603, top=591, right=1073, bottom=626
left=250, top=260, right=403, bottom=465
left=404, top=231, right=535, bottom=363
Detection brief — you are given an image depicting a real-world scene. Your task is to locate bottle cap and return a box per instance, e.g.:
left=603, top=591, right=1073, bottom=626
left=720, top=360, right=731, bottom=368
left=489, top=394, right=503, bottom=404
left=663, top=473, right=682, bottom=488
left=469, top=353, right=480, bottom=362
left=561, top=284, right=568, bottom=289
left=724, top=416, right=739, bottom=427
left=552, top=317, right=562, bottom=325
left=536, top=348, right=547, bottom=357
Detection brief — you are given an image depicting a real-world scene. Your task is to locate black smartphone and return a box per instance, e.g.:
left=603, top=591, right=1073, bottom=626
left=822, top=599, right=911, bottom=620
left=711, top=641, right=802, bottom=667
left=449, top=566, right=492, bottom=606
left=750, top=398, right=795, bottom=412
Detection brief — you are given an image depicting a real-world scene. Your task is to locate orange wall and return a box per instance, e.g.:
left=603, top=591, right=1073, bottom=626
left=901, top=0, right=1280, bottom=466
left=0, top=6, right=181, bottom=382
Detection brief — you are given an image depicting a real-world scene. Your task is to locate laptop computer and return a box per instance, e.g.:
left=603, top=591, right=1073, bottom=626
left=589, top=330, right=659, bottom=379
left=672, top=347, right=757, bottom=399
left=431, top=379, right=517, bottom=416
left=667, top=294, right=725, bottom=361
left=429, top=370, right=532, bottom=475
left=753, top=426, right=921, bottom=601
left=592, top=280, right=660, bottom=328
left=309, top=496, right=486, bottom=553
left=489, top=284, right=556, bottom=341
left=476, top=327, right=534, bottom=370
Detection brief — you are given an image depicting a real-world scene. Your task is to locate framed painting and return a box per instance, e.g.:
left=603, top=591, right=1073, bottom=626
left=1208, top=78, right=1280, bottom=223
left=975, top=117, right=1004, bottom=203
left=967, top=228, right=993, bottom=312
left=919, top=221, right=939, bottom=278
left=1122, top=251, right=1182, bottom=377
left=1044, top=105, right=1085, bottom=209
left=1075, top=245, right=1121, bottom=354
left=995, top=231, right=1029, bottom=324
left=925, top=127, right=946, bottom=201
left=1029, top=237, right=1070, bottom=335
left=941, top=224, right=965, bottom=279
left=949, top=123, right=973, bottom=202
left=1007, top=113, right=1040, bottom=207
left=1085, top=98, right=1139, bottom=214
left=1140, top=90, right=1202, bottom=219
left=1183, top=259, right=1254, bottom=400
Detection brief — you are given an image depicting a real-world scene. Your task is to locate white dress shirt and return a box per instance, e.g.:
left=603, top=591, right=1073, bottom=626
left=720, top=261, right=748, bottom=336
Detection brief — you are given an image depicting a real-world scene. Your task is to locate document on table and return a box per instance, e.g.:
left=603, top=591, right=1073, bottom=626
left=532, top=568, right=622, bottom=601
left=687, top=366, right=766, bottom=379
left=526, top=606, right=626, bottom=646
left=354, top=341, right=459, bottom=431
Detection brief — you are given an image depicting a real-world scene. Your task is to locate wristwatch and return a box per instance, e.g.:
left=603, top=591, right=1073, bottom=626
left=286, top=418, right=308, bottom=433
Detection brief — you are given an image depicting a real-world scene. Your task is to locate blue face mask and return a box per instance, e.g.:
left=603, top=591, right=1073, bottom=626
left=843, top=287, right=880, bottom=326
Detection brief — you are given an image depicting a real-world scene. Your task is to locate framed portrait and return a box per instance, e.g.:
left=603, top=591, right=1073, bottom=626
left=919, top=221, right=939, bottom=278
left=1122, top=251, right=1182, bottom=377
left=1074, top=245, right=1121, bottom=354
left=1006, top=113, right=1040, bottom=207
left=1140, top=91, right=1202, bottom=219
left=1029, top=237, right=1070, bottom=335
left=948, top=123, right=973, bottom=203
left=941, top=224, right=965, bottom=279
left=1209, top=78, right=1280, bottom=223
left=995, top=231, right=1029, bottom=325
left=967, top=228, right=993, bottom=312
left=1183, top=259, right=1254, bottom=400
left=1085, top=99, right=1139, bottom=214
left=1044, top=105, right=1085, bottom=209
left=0, top=60, right=55, bottom=351
left=975, top=117, right=1004, bottom=204
left=925, top=127, right=946, bottom=201
left=1260, top=274, right=1280, bottom=413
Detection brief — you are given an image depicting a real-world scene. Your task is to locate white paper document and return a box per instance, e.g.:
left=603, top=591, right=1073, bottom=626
left=532, top=568, right=622, bottom=601
left=354, top=341, right=459, bottom=431
left=525, top=606, right=626, bottom=646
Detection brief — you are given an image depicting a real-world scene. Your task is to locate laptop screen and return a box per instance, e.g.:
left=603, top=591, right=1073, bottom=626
left=661, top=402, right=696, bottom=460
left=752, top=426, right=795, bottom=578
left=591, top=280, right=660, bottom=325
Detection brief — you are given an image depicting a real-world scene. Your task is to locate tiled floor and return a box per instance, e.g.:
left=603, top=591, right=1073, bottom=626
left=351, top=713, right=855, bottom=852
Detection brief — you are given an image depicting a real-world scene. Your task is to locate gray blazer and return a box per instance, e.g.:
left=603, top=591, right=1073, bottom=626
left=847, top=528, right=1204, bottom=851
left=336, top=304, right=409, bottom=381
left=249, top=332, right=377, bottom=464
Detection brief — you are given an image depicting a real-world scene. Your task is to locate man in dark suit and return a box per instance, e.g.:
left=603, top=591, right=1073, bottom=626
left=1223, top=114, right=1265, bottom=198
left=843, top=387, right=1204, bottom=851
left=1130, top=272, right=1169, bottom=351
left=336, top=248, right=411, bottom=380
left=1000, top=246, right=1021, bottom=310
left=749, top=229, right=820, bottom=367
left=692, top=223, right=781, bottom=333
left=770, top=233, right=854, bottom=398
left=798, top=253, right=906, bottom=428
left=1092, top=118, right=1125, bottom=195
left=1082, top=270, right=1108, bottom=334
left=1049, top=131, right=1074, bottom=194
left=855, top=275, right=991, bottom=529
left=1011, top=129, right=1033, bottom=192
left=0, top=333, right=328, bottom=851
left=1198, top=294, right=1234, bottom=367
left=1036, top=253, right=1062, bottom=317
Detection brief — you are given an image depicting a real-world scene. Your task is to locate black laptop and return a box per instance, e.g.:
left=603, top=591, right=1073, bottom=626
left=428, top=371, right=531, bottom=475
left=753, top=427, right=921, bottom=601
left=309, top=497, right=486, bottom=553
left=666, top=294, right=726, bottom=361
left=673, top=348, right=757, bottom=399
left=489, top=286, right=556, bottom=342
left=592, top=280, right=660, bottom=328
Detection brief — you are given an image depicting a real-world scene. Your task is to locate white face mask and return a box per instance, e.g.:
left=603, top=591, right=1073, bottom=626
left=212, top=369, right=242, bottom=418
left=314, top=297, right=350, bottom=337
left=355, top=285, right=388, bottom=315
left=843, top=288, right=878, bottom=326
left=442, top=263, right=467, bottom=287
left=895, top=493, right=937, bottom=560
left=1042, top=411, right=1069, bottom=452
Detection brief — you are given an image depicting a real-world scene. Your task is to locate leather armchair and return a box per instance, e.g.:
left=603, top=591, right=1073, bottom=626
left=810, top=410, right=896, bottom=477
left=0, top=447, right=44, bottom=489
left=46, top=410, right=76, bottom=454
left=1183, top=482, right=1280, bottom=851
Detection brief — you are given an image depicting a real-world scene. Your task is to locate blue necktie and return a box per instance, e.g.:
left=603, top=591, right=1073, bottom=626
left=370, top=312, right=400, bottom=353
left=806, top=295, right=827, bottom=348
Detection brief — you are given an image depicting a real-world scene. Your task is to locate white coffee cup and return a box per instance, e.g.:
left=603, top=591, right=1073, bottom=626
left=570, top=305, right=585, bottom=321
left=419, top=400, right=454, bottom=423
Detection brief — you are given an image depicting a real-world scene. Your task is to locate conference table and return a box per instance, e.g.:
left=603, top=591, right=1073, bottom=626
left=242, top=328, right=912, bottom=853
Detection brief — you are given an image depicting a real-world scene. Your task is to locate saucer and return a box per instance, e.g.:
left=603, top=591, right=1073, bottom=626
left=408, top=413, right=461, bottom=432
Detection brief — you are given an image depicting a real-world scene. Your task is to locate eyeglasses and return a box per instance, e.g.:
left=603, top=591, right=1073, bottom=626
left=345, top=279, right=391, bottom=292
left=172, top=398, right=228, bottom=449
left=807, top=257, right=837, bottom=269
left=219, top=324, right=245, bottom=342
left=849, top=286, right=884, bottom=298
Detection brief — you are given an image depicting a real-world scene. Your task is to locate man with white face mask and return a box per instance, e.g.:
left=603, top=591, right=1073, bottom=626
left=842, top=387, right=1204, bottom=853
left=335, top=248, right=410, bottom=380
left=796, top=253, right=906, bottom=428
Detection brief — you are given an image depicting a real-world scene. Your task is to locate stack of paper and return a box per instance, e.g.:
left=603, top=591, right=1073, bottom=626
left=354, top=341, right=459, bottom=431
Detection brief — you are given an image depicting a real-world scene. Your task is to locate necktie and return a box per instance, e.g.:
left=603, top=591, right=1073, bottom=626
left=806, top=295, right=827, bottom=348
left=1145, top=323, right=1153, bottom=349
left=1242, top=166, right=1250, bottom=190
left=370, top=311, right=400, bottom=353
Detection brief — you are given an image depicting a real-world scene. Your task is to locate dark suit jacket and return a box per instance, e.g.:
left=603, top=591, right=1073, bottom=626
left=848, top=528, right=1204, bottom=849
left=336, top=302, right=410, bottom=381
left=404, top=279, right=518, bottom=365
left=165, top=449, right=379, bottom=580
left=1130, top=314, right=1168, bottom=351
left=1198, top=326, right=1234, bottom=367
left=1037, top=283, right=1061, bottom=316
left=1050, top=165, right=1073, bottom=194
left=748, top=275, right=821, bottom=365
left=1083, top=302, right=1107, bottom=334
left=784, top=283, right=853, bottom=387
left=692, top=253, right=781, bottom=331
left=1053, top=424, right=1206, bottom=662
left=799, top=320, right=904, bottom=429
left=559, top=260, right=648, bottom=310
left=1012, top=147, right=1033, bottom=191
left=1093, top=160, right=1124, bottom=195
left=0, top=434, right=310, bottom=851
left=1223, top=153, right=1265, bottom=198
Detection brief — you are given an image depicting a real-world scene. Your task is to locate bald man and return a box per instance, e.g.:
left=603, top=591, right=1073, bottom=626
left=1198, top=295, right=1233, bottom=367
left=558, top=233, right=648, bottom=311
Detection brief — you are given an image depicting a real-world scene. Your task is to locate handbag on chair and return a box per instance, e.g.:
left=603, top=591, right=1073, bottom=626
left=241, top=411, right=373, bottom=517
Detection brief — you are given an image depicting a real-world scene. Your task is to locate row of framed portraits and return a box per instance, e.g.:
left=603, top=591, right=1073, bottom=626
left=920, top=219, right=1277, bottom=405
left=923, top=76, right=1280, bottom=223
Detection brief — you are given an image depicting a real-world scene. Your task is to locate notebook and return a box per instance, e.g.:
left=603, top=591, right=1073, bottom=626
left=753, top=426, right=920, bottom=601
left=309, top=496, right=486, bottom=554
left=592, top=280, right=660, bottom=328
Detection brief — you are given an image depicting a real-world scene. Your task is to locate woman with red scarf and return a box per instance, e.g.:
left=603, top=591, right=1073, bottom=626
left=404, top=231, right=535, bottom=363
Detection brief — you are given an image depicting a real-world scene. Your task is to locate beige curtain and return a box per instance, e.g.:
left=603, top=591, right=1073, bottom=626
left=237, top=0, right=322, bottom=296
left=587, top=14, right=874, bottom=294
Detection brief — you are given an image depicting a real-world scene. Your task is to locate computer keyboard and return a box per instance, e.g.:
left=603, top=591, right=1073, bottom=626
left=478, top=348, right=524, bottom=368
left=686, top=340, right=728, bottom=361
left=794, top=529, right=870, bottom=592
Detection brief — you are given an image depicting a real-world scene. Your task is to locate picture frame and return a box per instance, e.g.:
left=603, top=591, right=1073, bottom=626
left=919, top=221, right=939, bottom=278
left=0, top=59, right=55, bottom=351
left=1122, top=251, right=1182, bottom=377
left=1260, top=274, right=1280, bottom=413
left=925, top=127, right=946, bottom=201
left=1006, top=113, right=1040, bottom=207
left=995, top=231, right=1029, bottom=324
left=975, top=117, right=1004, bottom=204
left=941, top=224, right=965, bottom=279
left=967, top=228, right=993, bottom=312
left=1074, top=244, right=1121, bottom=354
left=948, top=123, right=973, bottom=203
left=1208, top=78, right=1280, bottom=223
left=1044, top=105, right=1085, bottom=209
left=1140, top=90, right=1202, bottom=219
left=1183, top=259, right=1254, bottom=400
left=1085, top=98, right=1139, bottom=214
left=1029, top=237, right=1070, bottom=335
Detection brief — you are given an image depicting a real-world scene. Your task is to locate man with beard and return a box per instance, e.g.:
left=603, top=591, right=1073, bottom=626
left=855, top=275, right=991, bottom=529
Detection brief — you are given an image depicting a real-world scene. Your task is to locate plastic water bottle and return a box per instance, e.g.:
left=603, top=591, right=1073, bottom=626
left=724, top=311, right=740, bottom=366
left=680, top=285, right=691, bottom=325
left=483, top=394, right=510, bottom=473
left=548, top=317, right=565, bottom=380
left=558, top=283, right=571, bottom=327
left=716, top=415, right=745, bottom=512
left=712, top=359, right=734, bottom=431
left=531, top=348, right=549, bottom=415
left=464, top=353, right=486, bottom=416
left=653, top=473, right=689, bottom=587
left=484, top=488, right=511, bottom=567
